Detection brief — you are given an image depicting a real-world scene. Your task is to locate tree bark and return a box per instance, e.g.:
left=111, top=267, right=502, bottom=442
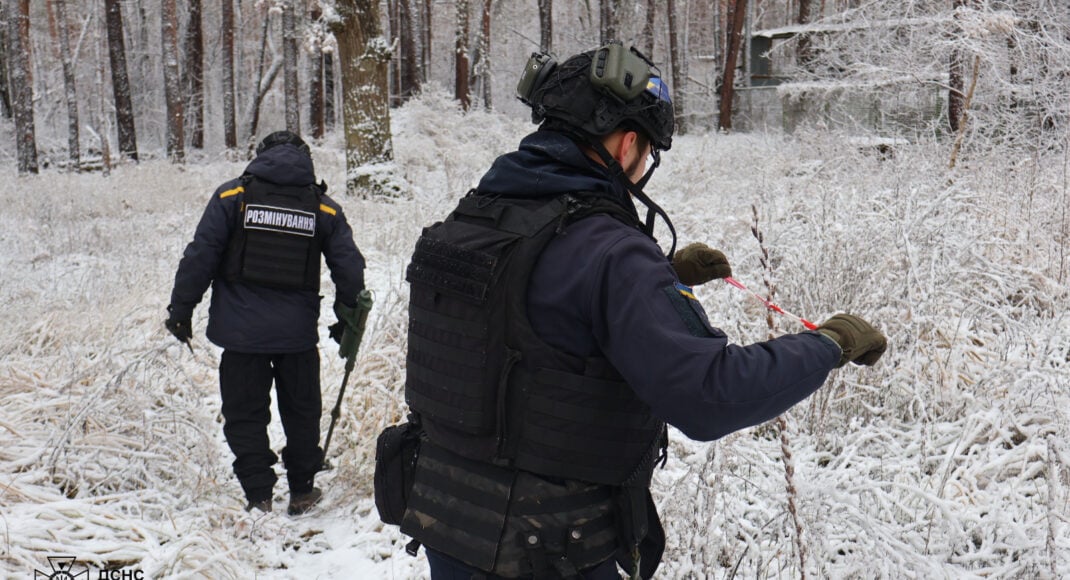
left=0, top=25, right=12, bottom=119
left=537, top=0, right=552, bottom=52
left=282, top=0, right=300, bottom=134
left=399, top=0, right=420, bottom=100
left=247, top=8, right=278, bottom=148
left=479, top=0, right=491, bottom=110
left=600, top=0, right=619, bottom=45
left=797, top=0, right=814, bottom=67
left=388, top=0, right=400, bottom=102
left=641, top=0, right=655, bottom=57
left=309, top=4, right=325, bottom=139
left=324, top=51, right=335, bottom=130
left=332, top=0, right=395, bottom=196
left=184, top=0, right=204, bottom=149
left=719, top=0, right=747, bottom=131
left=161, top=0, right=184, bottom=162
left=54, top=0, right=81, bottom=171
left=455, top=0, right=471, bottom=111
left=949, top=0, right=971, bottom=134
left=221, top=0, right=237, bottom=149
left=7, top=0, right=38, bottom=174
left=666, top=0, right=685, bottom=135
left=105, top=0, right=138, bottom=159
left=422, top=0, right=432, bottom=84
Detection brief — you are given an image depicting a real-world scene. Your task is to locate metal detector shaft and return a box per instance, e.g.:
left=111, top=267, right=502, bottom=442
left=321, top=289, right=373, bottom=469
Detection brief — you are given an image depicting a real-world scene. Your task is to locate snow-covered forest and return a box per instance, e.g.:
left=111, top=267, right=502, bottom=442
left=2, top=0, right=1069, bottom=578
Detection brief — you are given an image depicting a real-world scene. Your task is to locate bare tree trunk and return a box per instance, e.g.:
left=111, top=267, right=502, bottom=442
left=7, top=0, right=38, bottom=174
left=455, top=0, right=470, bottom=111
left=641, top=0, right=655, bottom=56
left=221, top=0, right=237, bottom=149
left=309, top=4, right=325, bottom=139
left=479, top=0, right=491, bottom=110
left=0, top=26, right=12, bottom=119
left=949, top=0, right=972, bottom=134
left=105, top=0, right=137, bottom=159
left=537, top=0, right=553, bottom=52
left=93, top=17, right=111, bottom=175
left=666, top=0, right=685, bottom=135
left=600, top=0, right=619, bottom=45
left=400, top=0, right=420, bottom=100
left=332, top=0, right=395, bottom=196
left=184, top=0, right=204, bottom=149
left=422, top=0, right=431, bottom=84
left=282, top=0, right=300, bottom=133
left=54, top=0, right=81, bottom=171
left=324, top=51, right=335, bottom=130
left=719, top=0, right=747, bottom=131
left=247, top=8, right=278, bottom=148
left=388, top=0, right=400, bottom=103
left=161, top=0, right=184, bottom=162
left=797, top=0, right=813, bottom=66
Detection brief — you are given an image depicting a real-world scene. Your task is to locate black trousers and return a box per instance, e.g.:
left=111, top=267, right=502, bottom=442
left=219, top=349, right=323, bottom=502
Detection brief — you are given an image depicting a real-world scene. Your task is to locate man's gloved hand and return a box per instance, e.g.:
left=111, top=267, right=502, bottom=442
left=817, top=314, right=887, bottom=368
left=164, top=305, right=192, bottom=345
left=672, top=242, right=732, bottom=286
left=328, top=320, right=345, bottom=345
left=332, top=290, right=373, bottom=361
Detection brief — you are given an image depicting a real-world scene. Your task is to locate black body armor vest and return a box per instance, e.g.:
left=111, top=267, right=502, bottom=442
left=401, top=191, right=669, bottom=578
left=222, top=176, right=324, bottom=291
left=404, top=191, right=665, bottom=486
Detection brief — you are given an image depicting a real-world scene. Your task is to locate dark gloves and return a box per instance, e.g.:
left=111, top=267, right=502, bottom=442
left=817, top=314, right=887, bottom=368
left=332, top=290, right=374, bottom=361
left=672, top=242, right=732, bottom=286
left=164, top=305, right=192, bottom=345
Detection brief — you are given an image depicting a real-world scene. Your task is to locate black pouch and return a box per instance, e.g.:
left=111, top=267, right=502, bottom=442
left=374, top=417, right=422, bottom=525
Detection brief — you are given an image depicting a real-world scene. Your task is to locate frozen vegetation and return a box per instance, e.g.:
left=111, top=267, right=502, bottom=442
left=1, top=90, right=1068, bottom=577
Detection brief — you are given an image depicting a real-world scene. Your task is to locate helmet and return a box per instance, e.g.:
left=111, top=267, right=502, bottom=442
left=256, top=130, right=311, bottom=157
left=517, top=44, right=674, bottom=151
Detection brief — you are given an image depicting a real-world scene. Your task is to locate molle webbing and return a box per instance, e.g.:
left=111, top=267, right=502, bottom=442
left=404, top=192, right=665, bottom=486
left=222, top=177, right=324, bottom=290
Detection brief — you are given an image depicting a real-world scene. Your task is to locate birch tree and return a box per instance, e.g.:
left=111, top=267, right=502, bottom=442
left=161, top=0, right=184, bottom=162
left=6, top=0, right=38, bottom=174
left=105, top=0, right=137, bottom=160
left=332, top=0, right=395, bottom=196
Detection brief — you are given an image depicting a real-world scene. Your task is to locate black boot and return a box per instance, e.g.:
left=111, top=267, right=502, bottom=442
left=287, top=487, right=323, bottom=516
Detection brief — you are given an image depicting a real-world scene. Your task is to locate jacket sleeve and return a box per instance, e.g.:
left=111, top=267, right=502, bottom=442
left=169, top=183, right=241, bottom=320
left=320, top=195, right=366, bottom=306
left=585, top=226, right=841, bottom=442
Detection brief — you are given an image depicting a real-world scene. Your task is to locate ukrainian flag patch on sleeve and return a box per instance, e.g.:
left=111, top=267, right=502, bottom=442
left=662, top=282, right=720, bottom=338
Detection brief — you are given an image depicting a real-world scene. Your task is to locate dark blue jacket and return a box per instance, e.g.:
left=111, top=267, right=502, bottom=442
left=170, top=144, right=365, bottom=353
left=478, top=131, right=841, bottom=441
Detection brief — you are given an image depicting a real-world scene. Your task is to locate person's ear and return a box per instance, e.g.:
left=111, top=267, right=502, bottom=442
left=612, top=130, right=639, bottom=164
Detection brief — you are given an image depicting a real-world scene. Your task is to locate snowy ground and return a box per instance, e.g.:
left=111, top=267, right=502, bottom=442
left=1, top=92, right=1068, bottom=578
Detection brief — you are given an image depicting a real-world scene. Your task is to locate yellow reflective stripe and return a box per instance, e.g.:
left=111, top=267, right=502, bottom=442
left=319, top=204, right=336, bottom=215
left=219, top=185, right=244, bottom=199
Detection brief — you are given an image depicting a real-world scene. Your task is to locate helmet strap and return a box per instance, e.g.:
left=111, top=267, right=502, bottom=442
left=587, top=139, right=678, bottom=261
